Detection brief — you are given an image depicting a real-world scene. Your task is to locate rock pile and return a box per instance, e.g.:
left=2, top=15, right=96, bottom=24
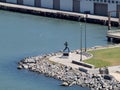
left=18, top=53, right=120, bottom=90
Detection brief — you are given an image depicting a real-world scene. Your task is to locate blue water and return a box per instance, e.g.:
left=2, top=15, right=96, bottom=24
left=0, top=10, right=112, bottom=90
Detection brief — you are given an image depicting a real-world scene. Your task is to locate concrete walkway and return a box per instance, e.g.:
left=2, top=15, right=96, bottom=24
left=108, top=66, right=120, bottom=82
left=49, top=52, right=94, bottom=71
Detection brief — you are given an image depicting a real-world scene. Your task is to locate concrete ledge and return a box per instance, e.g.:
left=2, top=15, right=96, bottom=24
left=72, top=60, right=94, bottom=69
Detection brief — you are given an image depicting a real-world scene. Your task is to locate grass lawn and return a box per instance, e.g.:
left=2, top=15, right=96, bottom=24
left=84, top=47, right=120, bottom=68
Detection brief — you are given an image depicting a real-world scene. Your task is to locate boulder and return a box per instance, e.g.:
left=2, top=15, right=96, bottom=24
left=27, top=59, right=36, bottom=63
left=61, top=82, right=69, bottom=86
left=103, top=75, right=113, bottom=80
left=17, top=65, right=23, bottom=69
left=22, top=64, right=29, bottom=69
left=69, top=81, right=76, bottom=86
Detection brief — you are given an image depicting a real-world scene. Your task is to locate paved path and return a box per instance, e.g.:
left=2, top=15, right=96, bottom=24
left=108, top=66, right=120, bottom=82
left=110, top=73, right=120, bottom=82
left=49, top=52, right=96, bottom=73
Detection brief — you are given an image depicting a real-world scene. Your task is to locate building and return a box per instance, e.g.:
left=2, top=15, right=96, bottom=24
left=0, top=0, right=120, bottom=17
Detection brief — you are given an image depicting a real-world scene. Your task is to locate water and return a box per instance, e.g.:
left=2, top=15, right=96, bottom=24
left=0, top=10, right=113, bottom=90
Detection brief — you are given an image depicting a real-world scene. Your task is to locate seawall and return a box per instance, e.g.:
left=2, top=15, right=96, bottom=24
left=0, top=2, right=119, bottom=27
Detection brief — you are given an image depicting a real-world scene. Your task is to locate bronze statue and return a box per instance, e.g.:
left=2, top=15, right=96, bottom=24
left=63, top=41, right=70, bottom=53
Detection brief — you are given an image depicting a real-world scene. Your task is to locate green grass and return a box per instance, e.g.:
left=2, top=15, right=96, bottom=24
left=84, top=47, right=120, bottom=68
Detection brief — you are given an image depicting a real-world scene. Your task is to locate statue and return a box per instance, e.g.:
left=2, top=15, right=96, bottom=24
left=63, top=41, right=70, bottom=56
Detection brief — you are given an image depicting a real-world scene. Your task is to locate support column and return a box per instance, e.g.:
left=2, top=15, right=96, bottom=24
left=108, top=12, right=111, bottom=30
left=107, top=37, right=111, bottom=42
left=112, top=38, right=117, bottom=43
left=119, top=11, right=120, bottom=28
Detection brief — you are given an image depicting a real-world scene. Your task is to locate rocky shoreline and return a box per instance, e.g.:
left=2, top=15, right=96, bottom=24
left=18, top=50, right=120, bottom=90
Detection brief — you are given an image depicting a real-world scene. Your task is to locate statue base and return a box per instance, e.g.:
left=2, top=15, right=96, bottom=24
left=61, top=52, right=70, bottom=58
left=63, top=52, right=69, bottom=56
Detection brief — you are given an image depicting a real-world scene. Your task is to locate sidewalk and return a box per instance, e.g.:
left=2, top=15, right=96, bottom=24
left=108, top=66, right=120, bottom=82
left=49, top=52, right=93, bottom=71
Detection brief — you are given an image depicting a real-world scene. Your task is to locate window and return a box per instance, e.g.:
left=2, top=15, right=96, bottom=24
left=116, top=1, right=118, bottom=4
left=112, top=1, right=114, bottom=3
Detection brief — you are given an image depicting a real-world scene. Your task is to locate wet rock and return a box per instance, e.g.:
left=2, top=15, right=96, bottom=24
left=22, top=64, right=29, bottom=69
left=17, top=65, right=23, bottom=69
left=69, top=81, right=76, bottom=86
left=61, top=82, right=69, bottom=86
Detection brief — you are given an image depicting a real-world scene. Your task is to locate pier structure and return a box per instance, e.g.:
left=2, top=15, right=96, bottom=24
left=0, top=2, right=120, bottom=27
left=107, top=30, right=120, bottom=43
left=1, top=0, right=120, bottom=18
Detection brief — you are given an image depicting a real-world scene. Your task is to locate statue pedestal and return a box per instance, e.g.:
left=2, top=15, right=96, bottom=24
left=62, top=52, right=70, bottom=58
left=63, top=52, right=69, bottom=56
left=62, top=41, right=70, bottom=58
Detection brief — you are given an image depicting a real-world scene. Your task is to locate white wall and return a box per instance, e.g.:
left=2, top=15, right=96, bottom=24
left=41, top=0, right=53, bottom=9
left=60, top=0, right=73, bottom=11
left=80, top=0, right=94, bottom=14
left=23, top=0, right=35, bottom=6
left=6, top=0, right=17, bottom=3
left=108, top=3, right=116, bottom=17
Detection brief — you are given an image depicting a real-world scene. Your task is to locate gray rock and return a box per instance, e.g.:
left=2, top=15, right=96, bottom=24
left=69, top=81, right=76, bottom=86
left=61, top=82, right=69, bottom=86
left=103, top=75, right=113, bottom=80
left=17, top=65, right=23, bottom=69
left=22, top=64, right=29, bottom=69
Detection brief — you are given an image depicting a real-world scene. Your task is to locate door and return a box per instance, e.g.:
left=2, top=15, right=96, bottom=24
left=35, top=0, right=41, bottom=7
left=73, top=0, right=80, bottom=12
left=17, top=0, right=23, bottom=5
left=53, top=0, right=60, bottom=10
left=117, top=5, right=120, bottom=17
left=94, top=3, right=108, bottom=16
left=0, top=0, right=6, bottom=2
